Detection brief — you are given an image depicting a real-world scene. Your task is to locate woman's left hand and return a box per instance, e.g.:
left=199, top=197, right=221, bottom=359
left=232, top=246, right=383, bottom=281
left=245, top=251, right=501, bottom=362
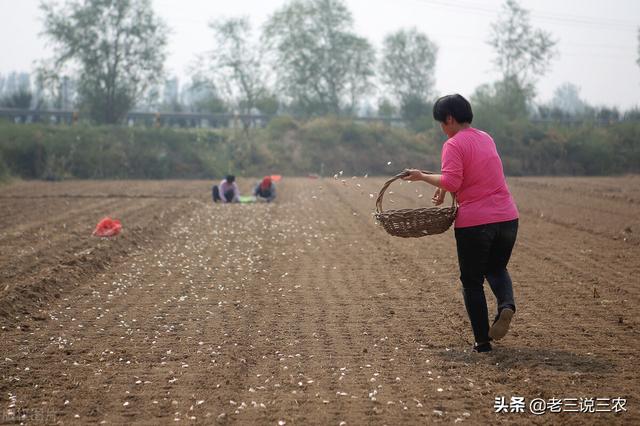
left=401, top=169, right=423, bottom=182
left=432, top=188, right=446, bottom=205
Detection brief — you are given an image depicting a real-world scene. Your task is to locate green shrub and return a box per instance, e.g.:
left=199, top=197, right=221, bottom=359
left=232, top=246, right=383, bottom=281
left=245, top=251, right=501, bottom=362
left=266, top=115, right=299, bottom=139
left=0, top=118, right=637, bottom=179
left=0, top=151, right=9, bottom=181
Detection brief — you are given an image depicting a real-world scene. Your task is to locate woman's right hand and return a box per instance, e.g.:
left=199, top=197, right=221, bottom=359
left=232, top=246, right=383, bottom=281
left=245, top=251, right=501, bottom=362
left=432, top=188, right=445, bottom=206
left=401, top=169, right=424, bottom=182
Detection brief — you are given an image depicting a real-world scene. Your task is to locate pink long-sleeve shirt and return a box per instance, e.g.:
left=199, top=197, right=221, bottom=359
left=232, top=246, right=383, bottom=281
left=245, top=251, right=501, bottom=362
left=440, top=127, right=518, bottom=228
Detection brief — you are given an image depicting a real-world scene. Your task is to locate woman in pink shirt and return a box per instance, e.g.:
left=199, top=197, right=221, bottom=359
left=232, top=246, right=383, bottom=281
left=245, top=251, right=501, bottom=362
left=403, top=94, right=519, bottom=353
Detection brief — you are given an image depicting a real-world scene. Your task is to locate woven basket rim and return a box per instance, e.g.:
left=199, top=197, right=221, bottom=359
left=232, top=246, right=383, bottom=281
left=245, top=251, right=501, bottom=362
left=376, top=206, right=456, bottom=216
left=375, top=170, right=457, bottom=214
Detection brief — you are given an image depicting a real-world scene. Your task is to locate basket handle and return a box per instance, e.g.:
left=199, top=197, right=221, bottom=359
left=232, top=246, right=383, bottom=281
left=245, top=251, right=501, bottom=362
left=375, top=170, right=456, bottom=213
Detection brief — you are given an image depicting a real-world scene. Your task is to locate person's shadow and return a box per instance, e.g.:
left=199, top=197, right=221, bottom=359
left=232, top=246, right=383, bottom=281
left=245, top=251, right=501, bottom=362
left=439, top=346, right=614, bottom=374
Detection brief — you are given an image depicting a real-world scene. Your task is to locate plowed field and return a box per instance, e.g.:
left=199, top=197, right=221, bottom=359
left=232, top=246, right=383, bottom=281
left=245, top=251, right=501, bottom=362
left=1, top=176, right=639, bottom=425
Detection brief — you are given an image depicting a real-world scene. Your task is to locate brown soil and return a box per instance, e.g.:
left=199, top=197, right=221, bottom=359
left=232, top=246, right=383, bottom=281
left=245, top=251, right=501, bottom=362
left=1, top=176, right=638, bottom=425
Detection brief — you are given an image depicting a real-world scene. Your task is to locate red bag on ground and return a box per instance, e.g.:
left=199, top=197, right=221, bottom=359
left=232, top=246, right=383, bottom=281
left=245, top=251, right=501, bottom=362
left=92, top=217, right=122, bottom=237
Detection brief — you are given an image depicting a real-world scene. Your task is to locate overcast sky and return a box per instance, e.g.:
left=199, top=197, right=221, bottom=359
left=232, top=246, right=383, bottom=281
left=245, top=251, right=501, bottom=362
left=1, top=0, right=639, bottom=109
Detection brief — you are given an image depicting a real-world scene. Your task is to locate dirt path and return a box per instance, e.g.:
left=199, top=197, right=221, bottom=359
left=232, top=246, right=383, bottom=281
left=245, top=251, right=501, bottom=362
left=1, top=177, right=638, bottom=424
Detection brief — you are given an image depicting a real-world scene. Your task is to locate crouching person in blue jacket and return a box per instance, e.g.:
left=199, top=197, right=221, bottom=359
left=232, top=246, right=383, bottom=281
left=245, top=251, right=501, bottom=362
left=254, top=176, right=276, bottom=202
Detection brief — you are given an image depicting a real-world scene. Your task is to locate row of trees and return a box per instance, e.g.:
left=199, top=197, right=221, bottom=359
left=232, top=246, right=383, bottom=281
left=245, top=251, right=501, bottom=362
left=38, top=0, right=167, bottom=123
left=34, top=0, right=448, bottom=123
left=0, top=72, right=35, bottom=109
left=25, top=0, right=557, bottom=125
left=9, top=0, right=639, bottom=126
left=0, top=71, right=79, bottom=110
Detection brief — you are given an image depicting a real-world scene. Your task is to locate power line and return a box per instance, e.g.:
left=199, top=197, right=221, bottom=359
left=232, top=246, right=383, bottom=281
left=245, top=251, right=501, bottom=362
left=414, top=0, right=635, bottom=26
left=159, top=2, right=639, bottom=58
left=164, top=15, right=636, bottom=50
left=407, top=0, right=639, bottom=31
left=160, top=0, right=639, bottom=32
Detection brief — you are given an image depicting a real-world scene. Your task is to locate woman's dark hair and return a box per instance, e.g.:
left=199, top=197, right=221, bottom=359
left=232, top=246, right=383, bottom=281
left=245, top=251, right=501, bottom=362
left=433, top=94, right=473, bottom=124
left=226, top=175, right=236, bottom=183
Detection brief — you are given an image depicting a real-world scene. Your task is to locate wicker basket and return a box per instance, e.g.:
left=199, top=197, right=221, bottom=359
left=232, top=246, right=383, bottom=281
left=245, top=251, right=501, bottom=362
left=375, top=171, right=457, bottom=238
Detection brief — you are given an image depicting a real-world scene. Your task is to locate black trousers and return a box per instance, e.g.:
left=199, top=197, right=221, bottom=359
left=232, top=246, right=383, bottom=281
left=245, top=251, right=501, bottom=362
left=454, top=219, right=518, bottom=344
